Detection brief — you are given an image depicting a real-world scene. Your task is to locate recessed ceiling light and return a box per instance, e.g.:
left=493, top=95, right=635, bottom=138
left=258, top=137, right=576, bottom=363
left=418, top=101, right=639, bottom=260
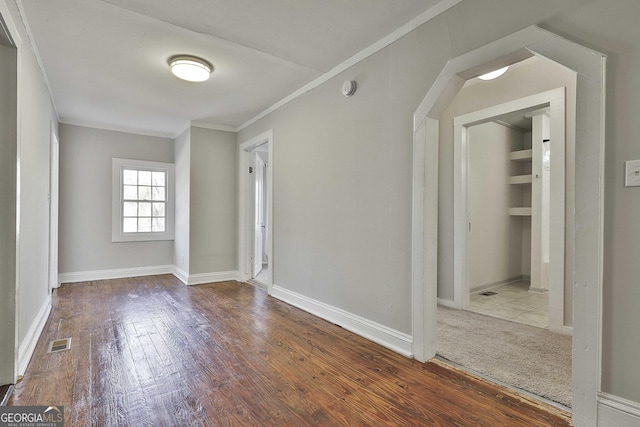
left=169, top=55, right=213, bottom=82
left=477, top=66, right=509, bottom=81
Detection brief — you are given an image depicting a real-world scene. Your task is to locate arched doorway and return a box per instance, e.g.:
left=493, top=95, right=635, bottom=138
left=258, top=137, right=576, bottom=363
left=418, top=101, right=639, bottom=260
left=410, top=25, right=605, bottom=425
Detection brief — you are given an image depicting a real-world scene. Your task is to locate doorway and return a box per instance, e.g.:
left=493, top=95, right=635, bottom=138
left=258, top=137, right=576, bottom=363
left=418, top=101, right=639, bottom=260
left=49, top=124, right=60, bottom=292
left=410, top=25, right=606, bottom=424
left=238, top=130, right=274, bottom=291
left=453, top=87, right=568, bottom=334
left=0, top=11, right=18, bottom=390
left=252, top=145, right=269, bottom=283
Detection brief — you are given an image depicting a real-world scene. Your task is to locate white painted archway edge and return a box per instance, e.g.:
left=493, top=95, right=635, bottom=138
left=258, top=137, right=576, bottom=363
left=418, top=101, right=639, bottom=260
left=411, top=25, right=605, bottom=425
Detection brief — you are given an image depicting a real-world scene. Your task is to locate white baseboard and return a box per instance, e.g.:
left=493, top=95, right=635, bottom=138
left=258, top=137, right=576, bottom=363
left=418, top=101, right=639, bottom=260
left=59, top=265, right=239, bottom=287
left=598, top=393, right=640, bottom=426
left=18, top=295, right=51, bottom=375
left=59, top=265, right=174, bottom=284
left=437, top=298, right=461, bottom=309
left=173, top=266, right=189, bottom=284
left=180, top=270, right=240, bottom=286
left=271, top=285, right=413, bottom=358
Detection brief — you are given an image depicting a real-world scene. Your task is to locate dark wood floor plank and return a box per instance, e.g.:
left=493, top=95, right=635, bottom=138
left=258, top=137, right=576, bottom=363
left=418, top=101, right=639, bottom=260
left=8, top=275, right=570, bottom=426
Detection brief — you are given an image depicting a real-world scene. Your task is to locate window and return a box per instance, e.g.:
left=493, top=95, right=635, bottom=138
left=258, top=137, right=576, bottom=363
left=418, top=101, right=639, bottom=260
left=112, top=158, right=175, bottom=242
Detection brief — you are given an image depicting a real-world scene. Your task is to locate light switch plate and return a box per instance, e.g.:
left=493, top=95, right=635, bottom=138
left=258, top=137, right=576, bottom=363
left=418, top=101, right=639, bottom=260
left=625, top=160, right=640, bottom=187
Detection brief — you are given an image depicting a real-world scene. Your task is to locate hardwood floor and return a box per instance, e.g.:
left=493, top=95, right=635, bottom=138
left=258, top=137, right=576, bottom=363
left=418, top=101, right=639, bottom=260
left=0, top=384, right=11, bottom=406
left=9, top=275, right=570, bottom=426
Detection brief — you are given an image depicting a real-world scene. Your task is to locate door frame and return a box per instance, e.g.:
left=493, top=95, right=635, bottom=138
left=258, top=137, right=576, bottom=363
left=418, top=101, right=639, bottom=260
left=238, top=129, right=273, bottom=291
left=452, top=88, right=568, bottom=334
left=0, top=2, right=22, bottom=386
left=411, top=26, right=605, bottom=425
left=49, top=123, right=59, bottom=290
left=252, top=151, right=266, bottom=277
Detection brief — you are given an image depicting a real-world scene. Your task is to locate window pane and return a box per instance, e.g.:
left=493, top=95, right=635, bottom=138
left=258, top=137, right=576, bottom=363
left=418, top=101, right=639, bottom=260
left=123, top=185, right=137, bottom=200
left=123, top=218, right=137, bottom=233
left=152, top=218, right=165, bottom=232
left=152, top=186, right=165, bottom=201
left=139, top=171, right=152, bottom=185
left=138, top=217, right=151, bottom=232
left=123, top=169, right=137, bottom=185
left=138, top=186, right=152, bottom=200
left=139, top=202, right=151, bottom=217
left=152, top=202, right=165, bottom=217
left=123, top=202, right=137, bottom=216
left=152, top=171, right=165, bottom=187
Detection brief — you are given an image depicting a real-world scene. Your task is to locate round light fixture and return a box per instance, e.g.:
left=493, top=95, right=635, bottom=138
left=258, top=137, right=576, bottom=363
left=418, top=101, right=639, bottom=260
left=169, top=55, right=213, bottom=82
left=477, top=66, right=509, bottom=81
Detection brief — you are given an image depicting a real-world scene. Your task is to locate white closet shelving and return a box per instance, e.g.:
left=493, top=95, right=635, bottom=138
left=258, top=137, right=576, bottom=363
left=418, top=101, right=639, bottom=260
left=509, top=149, right=533, bottom=216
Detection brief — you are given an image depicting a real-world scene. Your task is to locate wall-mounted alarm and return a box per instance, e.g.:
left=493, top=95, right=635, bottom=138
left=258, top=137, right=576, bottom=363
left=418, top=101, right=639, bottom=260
left=341, top=80, right=357, bottom=97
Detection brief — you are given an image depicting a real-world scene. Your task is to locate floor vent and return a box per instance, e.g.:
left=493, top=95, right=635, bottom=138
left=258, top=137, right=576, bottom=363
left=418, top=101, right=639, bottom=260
left=479, top=291, right=497, bottom=296
left=48, top=338, right=71, bottom=353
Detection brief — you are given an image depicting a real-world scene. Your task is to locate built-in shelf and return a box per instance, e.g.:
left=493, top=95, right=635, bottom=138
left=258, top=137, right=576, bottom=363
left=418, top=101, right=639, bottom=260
left=509, top=207, right=532, bottom=216
left=509, top=149, right=533, bottom=162
left=509, top=174, right=533, bottom=185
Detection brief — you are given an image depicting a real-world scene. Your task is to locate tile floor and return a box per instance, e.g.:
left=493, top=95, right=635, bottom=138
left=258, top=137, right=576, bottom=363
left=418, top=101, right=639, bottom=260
left=466, top=281, right=549, bottom=328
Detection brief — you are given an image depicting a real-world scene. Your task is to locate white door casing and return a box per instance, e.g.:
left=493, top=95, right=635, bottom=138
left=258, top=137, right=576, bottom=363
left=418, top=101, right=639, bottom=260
left=238, top=130, right=274, bottom=290
left=49, top=124, right=60, bottom=290
left=0, top=3, right=21, bottom=386
left=411, top=26, right=605, bottom=426
left=253, top=152, right=265, bottom=277
left=452, top=88, right=566, bottom=334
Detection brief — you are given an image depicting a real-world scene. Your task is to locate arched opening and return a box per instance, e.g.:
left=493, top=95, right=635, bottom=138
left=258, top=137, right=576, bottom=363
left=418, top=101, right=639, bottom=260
left=411, top=25, right=605, bottom=424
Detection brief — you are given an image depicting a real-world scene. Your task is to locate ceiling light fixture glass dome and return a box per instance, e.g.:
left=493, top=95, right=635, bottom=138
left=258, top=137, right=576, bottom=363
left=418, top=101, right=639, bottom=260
left=169, top=55, right=213, bottom=82
left=477, top=66, right=509, bottom=81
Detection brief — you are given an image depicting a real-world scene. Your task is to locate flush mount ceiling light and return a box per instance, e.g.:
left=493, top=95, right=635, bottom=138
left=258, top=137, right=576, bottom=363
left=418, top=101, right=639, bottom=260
left=477, top=66, right=509, bottom=81
left=169, top=55, right=213, bottom=82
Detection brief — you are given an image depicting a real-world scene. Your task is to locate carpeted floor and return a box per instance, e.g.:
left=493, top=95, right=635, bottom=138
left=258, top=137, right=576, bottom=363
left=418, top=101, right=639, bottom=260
left=437, top=305, right=572, bottom=408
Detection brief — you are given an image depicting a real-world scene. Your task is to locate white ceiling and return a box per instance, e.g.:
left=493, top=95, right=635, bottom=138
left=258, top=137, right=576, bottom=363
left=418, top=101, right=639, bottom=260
left=20, top=0, right=449, bottom=137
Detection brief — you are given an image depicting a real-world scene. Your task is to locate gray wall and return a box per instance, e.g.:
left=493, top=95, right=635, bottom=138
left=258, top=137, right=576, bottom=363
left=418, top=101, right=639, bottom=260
left=238, top=0, right=640, bottom=402
left=2, top=0, right=59, bottom=369
left=17, top=35, right=58, bottom=350
left=173, top=126, right=238, bottom=277
left=468, top=122, right=524, bottom=290
left=59, top=124, right=174, bottom=273
left=189, top=127, right=237, bottom=274
left=174, top=127, right=190, bottom=273
left=0, top=42, right=17, bottom=384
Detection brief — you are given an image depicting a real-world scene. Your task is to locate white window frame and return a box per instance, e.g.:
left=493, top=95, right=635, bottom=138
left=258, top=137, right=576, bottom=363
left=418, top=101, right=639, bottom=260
left=112, top=158, right=175, bottom=242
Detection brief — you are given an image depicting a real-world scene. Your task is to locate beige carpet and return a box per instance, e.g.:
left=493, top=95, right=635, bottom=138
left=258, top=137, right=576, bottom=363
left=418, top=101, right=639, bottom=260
left=437, top=306, right=572, bottom=408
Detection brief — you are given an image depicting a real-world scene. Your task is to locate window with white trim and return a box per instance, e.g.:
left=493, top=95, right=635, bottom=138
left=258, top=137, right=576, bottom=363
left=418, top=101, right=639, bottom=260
left=112, top=158, right=175, bottom=242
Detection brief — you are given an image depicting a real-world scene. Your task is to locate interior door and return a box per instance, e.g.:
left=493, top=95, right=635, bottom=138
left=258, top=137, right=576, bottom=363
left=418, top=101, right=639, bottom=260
left=253, top=153, right=265, bottom=277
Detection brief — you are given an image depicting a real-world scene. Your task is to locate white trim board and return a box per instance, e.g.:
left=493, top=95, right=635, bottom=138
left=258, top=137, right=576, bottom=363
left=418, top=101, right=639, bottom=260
left=271, top=285, right=413, bottom=358
left=598, top=393, right=640, bottom=427
left=27, top=0, right=461, bottom=138
left=59, top=266, right=239, bottom=286
left=238, top=130, right=274, bottom=292
left=174, top=270, right=240, bottom=286
left=452, top=88, right=567, bottom=334
left=14, top=0, right=60, bottom=122
left=236, top=0, right=462, bottom=132
left=189, top=121, right=236, bottom=133
left=18, top=295, right=51, bottom=375
left=59, top=265, right=174, bottom=284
